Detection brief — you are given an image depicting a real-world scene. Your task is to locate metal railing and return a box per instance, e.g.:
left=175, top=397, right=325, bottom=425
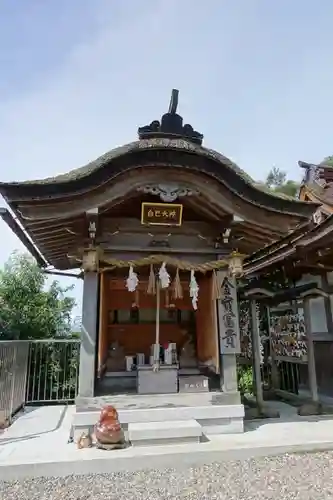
left=275, top=359, right=310, bottom=398
left=0, top=339, right=80, bottom=424
left=26, top=339, right=80, bottom=404
left=0, top=341, right=29, bottom=425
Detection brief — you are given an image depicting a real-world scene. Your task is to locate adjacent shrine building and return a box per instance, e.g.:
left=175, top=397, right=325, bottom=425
left=0, top=91, right=319, bottom=411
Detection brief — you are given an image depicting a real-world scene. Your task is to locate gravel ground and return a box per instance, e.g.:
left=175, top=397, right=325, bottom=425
left=1, top=451, right=333, bottom=499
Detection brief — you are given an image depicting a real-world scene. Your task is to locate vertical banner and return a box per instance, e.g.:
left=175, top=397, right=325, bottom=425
left=217, top=271, right=241, bottom=354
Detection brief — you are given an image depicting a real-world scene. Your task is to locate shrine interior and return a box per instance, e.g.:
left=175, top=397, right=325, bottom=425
left=97, top=269, right=219, bottom=394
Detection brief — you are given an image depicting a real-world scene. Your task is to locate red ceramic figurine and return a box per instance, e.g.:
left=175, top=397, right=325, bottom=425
left=94, top=405, right=126, bottom=450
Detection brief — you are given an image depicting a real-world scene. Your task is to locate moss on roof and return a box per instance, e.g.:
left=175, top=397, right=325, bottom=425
left=10, top=138, right=255, bottom=186
left=0, top=137, right=314, bottom=205
left=253, top=182, right=295, bottom=200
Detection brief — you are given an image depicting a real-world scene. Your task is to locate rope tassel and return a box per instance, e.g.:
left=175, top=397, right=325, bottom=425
left=147, top=264, right=156, bottom=295
left=172, top=268, right=183, bottom=300
left=165, top=289, right=170, bottom=308
left=212, top=270, right=221, bottom=300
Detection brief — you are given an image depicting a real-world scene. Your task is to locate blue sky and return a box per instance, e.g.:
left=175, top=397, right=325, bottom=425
left=1, top=0, right=333, bottom=314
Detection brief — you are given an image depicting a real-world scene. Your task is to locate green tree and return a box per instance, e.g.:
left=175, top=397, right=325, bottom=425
left=321, top=156, right=333, bottom=166
left=264, top=166, right=300, bottom=198
left=0, top=252, right=76, bottom=340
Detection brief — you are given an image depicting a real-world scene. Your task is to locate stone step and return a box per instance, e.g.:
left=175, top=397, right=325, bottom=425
left=72, top=394, right=244, bottom=442
left=72, top=404, right=244, bottom=442
left=74, top=404, right=244, bottom=426
left=128, top=419, right=202, bottom=447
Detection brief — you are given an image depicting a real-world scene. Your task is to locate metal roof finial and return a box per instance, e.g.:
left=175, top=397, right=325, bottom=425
left=168, top=89, right=179, bottom=114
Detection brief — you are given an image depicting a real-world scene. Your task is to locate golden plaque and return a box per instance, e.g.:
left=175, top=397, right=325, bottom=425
left=141, top=202, right=183, bottom=226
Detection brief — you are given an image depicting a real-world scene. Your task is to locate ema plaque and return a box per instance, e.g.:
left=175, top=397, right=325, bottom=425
left=141, top=202, right=183, bottom=226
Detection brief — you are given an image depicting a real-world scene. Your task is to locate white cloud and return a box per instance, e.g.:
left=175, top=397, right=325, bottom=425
left=0, top=0, right=239, bottom=310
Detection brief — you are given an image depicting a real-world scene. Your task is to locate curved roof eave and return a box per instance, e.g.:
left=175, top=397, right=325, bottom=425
left=0, top=138, right=319, bottom=218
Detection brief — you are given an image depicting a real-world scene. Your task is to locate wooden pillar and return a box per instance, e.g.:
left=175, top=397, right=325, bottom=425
left=250, top=299, right=264, bottom=408
left=266, top=305, right=280, bottom=391
left=321, top=273, right=333, bottom=333
left=153, top=279, right=161, bottom=371
left=78, top=272, right=99, bottom=398
left=97, top=272, right=108, bottom=377
left=303, top=296, right=319, bottom=404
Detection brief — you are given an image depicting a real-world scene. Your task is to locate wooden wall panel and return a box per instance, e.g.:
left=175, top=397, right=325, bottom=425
left=97, top=273, right=109, bottom=375
left=108, top=277, right=192, bottom=309
left=196, top=274, right=219, bottom=369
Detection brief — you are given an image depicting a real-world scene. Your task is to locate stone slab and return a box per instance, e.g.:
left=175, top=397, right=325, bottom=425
left=198, top=416, right=244, bottom=435
left=76, top=390, right=241, bottom=411
left=3, top=441, right=333, bottom=481
left=128, top=419, right=202, bottom=446
left=2, top=404, right=333, bottom=480
left=137, top=366, right=178, bottom=394
left=73, top=404, right=245, bottom=428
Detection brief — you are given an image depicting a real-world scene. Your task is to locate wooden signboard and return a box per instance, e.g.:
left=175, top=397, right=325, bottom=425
left=217, top=272, right=241, bottom=354
left=141, top=202, right=183, bottom=226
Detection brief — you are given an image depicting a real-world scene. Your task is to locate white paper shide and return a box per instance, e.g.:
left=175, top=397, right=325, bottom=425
left=126, top=266, right=139, bottom=292
left=158, top=262, right=171, bottom=289
left=189, top=270, right=199, bottom=310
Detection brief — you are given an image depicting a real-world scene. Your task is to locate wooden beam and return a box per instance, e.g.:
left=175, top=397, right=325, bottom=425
left=30, top=231, right=76, bottom=244
left=85, top=207, right=99, bottom=246
left=24, top=216, right=81, bottom=229
left=101, top=244, right=221, bottom=255
left=37, top=237, right=77, bottom=250
left=28, top=219, right=83, bottom=234
left=232, top=226, right=273, bottom=243
left=42, top=249, right=71, bottom=258
left=240, top=221, right=283, bottom=239
left=183, top=195, right=223, bottom=221
left=12, top=168, right=310, bottom=230
left=0, top=207, right=48, bottom=267
left=100, top=218, right=224, bottom=237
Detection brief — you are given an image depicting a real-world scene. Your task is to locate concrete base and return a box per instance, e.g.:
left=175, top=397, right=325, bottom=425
left=97, top=370, right=204, bottom=395
left=128, top=419, right=202, bottom=447
left=4, top=404, right=333, bottom=481
left=72, top=392, right=244, bottom=443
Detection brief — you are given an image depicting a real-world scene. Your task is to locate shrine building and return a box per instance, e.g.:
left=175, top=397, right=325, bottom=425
left=1, top=89, right=330, bottom=438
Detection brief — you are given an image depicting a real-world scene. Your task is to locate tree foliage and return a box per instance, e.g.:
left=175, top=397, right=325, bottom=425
left=264, top=166, right=300, bottom=198
left=322, top=156, right=333, bottom=167
left=0, top=252, right=76, bottom=340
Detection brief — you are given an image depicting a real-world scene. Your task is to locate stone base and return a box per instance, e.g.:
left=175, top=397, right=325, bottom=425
left=245, top=406, right=280, bottom=420
left=96, top=442, right=127, bottom=451
left=298, top=402, right=322, bottom=416
left=72, top=392, right=244, bottom=443
left=128, top=419, right=202, bottom=447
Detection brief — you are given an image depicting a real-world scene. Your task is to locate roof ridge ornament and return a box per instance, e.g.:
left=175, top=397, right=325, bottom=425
left=168, top=88, right=179, bottom=114
left=138, top=89, right=204, bottom=145
left=137, top=182, right=199, bottom=202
